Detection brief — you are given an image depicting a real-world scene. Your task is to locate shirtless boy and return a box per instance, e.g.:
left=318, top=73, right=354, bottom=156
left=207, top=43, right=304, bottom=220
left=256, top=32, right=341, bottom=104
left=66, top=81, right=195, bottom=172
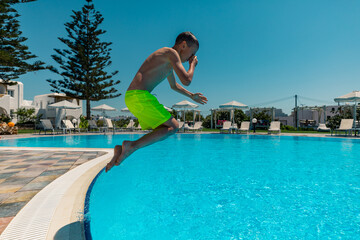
left=106, top=32, right=207, bottom=172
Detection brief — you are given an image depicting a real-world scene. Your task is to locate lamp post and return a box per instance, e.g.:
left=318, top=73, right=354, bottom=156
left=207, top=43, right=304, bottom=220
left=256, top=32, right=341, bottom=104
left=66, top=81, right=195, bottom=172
left=252, top=118, right=257, bottom=133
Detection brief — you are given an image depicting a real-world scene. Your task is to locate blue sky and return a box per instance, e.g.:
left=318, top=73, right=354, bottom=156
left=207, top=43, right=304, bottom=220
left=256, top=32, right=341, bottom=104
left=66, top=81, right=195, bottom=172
left=14, top=0, right=360, bottom=116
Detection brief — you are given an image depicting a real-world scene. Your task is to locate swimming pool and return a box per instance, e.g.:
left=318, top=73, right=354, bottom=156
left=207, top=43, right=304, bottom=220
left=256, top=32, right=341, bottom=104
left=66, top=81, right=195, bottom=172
left=1, top=134, right=359, bottom=239
left=77, top=134, right=360, bottom=239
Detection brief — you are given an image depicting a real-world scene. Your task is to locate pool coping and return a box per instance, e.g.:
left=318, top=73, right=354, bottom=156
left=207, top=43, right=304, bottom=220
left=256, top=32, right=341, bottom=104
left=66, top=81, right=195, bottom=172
left=0, top=147, right=112, bottom=240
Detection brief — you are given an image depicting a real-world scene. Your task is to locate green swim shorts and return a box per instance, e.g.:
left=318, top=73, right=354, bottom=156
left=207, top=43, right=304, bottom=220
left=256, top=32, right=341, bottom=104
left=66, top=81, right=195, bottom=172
left=125, top=90, right=172, bottom=130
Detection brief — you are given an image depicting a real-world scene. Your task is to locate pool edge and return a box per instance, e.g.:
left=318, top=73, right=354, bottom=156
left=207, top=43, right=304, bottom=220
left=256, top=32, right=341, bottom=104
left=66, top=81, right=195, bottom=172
left=0, top=147, right=112, bottom=240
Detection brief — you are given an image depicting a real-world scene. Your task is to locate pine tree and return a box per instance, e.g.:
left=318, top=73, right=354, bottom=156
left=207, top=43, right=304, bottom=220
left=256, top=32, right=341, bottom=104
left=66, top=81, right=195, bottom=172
left=47, top=0, right=121, bottom=119
left=0, top=0, right=45, bottom=87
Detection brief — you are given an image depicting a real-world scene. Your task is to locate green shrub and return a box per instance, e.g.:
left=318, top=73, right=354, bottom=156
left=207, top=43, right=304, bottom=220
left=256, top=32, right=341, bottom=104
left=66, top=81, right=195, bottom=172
left=202, top=115, right=211, bottom=128
left=97, top=119, right=105, bottom=127
left=113, top=118, right=131, bottom=128
left=327, top=107, right=353, bottom=130
left=281, top=125, right=296, bottom=131
left=79, top=115, right=89, bottom=129
left=15, top=107, right=37, bottom=124
left=0, top=114, right=11, bottom=123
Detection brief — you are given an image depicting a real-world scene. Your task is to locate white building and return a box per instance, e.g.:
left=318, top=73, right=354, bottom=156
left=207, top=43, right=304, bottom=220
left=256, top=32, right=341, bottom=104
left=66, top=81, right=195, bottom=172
left=0, top=80, right=26, bottom=122
left=33, top=93, right=83, bottom=127
left=0, top=80, right=83, bottom=126
left=278, top=105, right=342, bottom=128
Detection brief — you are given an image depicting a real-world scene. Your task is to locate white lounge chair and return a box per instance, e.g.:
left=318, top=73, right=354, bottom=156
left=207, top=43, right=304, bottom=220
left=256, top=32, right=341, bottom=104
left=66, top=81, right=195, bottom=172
left=185, top=121, right=203, bottom=132
left=62, top=120, right=81, bottom=134
left=120, top=119, right=135, bottom=131
left=331, top=119, right=353, bottom=136
left=268, top=121, right=281, bottom=134
left=104, top=118, right=121, bottom=132
left=134, top=123, right=142, bottom=131
left=237, top=121, right=250, bottom=134
left=88, top=120, right=106, bottom=132
left=39, top=119, right=56, bottom=135
left=220, top=121, right=232, bottom=133
left=317, top=123, right=330, bottom=132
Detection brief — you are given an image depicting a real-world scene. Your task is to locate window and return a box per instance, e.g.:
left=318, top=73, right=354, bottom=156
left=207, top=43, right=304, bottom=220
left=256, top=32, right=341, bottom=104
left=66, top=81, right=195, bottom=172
left=8, top=90, right=14, bottom=97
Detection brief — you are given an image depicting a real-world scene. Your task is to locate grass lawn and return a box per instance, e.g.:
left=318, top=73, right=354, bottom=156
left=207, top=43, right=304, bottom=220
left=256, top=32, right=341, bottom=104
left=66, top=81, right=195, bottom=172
left=18, top=129, right=38, bottom=134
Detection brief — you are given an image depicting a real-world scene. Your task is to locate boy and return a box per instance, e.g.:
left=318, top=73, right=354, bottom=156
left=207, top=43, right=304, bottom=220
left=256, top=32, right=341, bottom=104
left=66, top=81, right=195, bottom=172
left=106, top=32, right=207, bottom=172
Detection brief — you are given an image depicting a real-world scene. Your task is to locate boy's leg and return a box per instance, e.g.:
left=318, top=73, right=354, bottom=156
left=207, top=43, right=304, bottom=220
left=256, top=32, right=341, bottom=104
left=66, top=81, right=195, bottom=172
left=105, top=117, right=178, bottom=172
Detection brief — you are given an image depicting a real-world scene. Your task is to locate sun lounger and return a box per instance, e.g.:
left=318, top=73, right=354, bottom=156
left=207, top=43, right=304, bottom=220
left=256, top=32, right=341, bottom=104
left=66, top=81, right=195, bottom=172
left=237, top=121, right=250, bottom=134
left=62, top=120, right=81, bottom=134
left=104, top=118, right=121, bottom=132
left=268, top=121, right=281, bottom=134
left=134, top=123, right=142, bottom=131
left=88, top=120, right=106, bottom=132
left=220, top=121, right=232, bottom=133
left=331, top=119, right=353, bottom=136
left=39, top=119, right=57, bottom=135
left=120, top=119, right=135, bottom=132
left=317, top=123, right=330, bottom=132
left=185, top=121, right=203, bottom=132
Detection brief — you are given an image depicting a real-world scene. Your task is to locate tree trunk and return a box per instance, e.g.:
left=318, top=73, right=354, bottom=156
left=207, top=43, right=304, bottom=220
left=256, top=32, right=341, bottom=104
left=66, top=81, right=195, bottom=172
left=86, top=99, right=91, bottom=119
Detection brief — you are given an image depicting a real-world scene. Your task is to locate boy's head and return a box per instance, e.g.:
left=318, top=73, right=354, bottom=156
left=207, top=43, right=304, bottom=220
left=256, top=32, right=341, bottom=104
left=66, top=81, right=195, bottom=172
left=174, top=32, right=199, bottom=63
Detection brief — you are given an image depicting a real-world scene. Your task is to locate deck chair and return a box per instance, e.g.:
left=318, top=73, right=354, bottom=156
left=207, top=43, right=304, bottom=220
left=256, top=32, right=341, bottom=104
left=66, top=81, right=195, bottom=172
left=331, top=119, right=354, bottom=136
left=185, top=121, right=203, bottom=132
left=134, top=123, right=142, bottom=131
left=317, top=123, right=330, bottom=132
left=104, top=118, right=121, bottom=132
left=268, top=121, right=281, bottom=134
left=88, top=120, right=106, bottom=132
left=120, top=119, right=135, bottom=132
left=62, top=120, right=81, bottom=134
left=135, top=123, right=152, bottom=132
left=237, top=121, right=250, bottom=134
left=220, top=121, right=232, bottom=133
left=39, top=119, right=56, bottom=135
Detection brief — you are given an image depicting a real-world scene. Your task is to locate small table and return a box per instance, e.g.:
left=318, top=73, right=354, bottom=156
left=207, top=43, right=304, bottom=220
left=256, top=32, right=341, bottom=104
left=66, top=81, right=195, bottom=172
left=229, top=124, right=238, bottom=134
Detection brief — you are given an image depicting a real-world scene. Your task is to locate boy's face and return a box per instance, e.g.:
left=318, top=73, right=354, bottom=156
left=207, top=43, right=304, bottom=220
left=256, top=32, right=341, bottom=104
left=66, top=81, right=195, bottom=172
left=180, top=42, right=198, bottom=63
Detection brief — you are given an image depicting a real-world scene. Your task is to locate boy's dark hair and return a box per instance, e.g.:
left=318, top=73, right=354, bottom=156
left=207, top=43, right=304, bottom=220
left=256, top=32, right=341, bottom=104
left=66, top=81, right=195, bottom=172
left=175, top=32, right=199, bottom=49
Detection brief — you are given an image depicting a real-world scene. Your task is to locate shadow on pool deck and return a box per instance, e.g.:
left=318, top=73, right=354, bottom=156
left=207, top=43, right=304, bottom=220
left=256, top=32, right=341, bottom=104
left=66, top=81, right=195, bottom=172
left=53, top=221, right=85, bottom=240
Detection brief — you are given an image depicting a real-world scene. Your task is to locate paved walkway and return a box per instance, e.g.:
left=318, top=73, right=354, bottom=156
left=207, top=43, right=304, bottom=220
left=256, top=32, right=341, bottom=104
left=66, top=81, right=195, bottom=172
left=0, top=149, right=107, bottom=234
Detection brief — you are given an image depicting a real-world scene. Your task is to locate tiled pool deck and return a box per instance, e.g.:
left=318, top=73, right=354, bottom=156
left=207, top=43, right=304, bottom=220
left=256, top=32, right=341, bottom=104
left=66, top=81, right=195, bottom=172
left=0, top=148, right=107, bottom=234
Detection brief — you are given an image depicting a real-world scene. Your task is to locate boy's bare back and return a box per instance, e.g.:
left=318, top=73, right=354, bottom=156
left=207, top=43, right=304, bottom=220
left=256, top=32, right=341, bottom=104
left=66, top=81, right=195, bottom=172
left=127, top=45, right=198, bottom=94
left=128, top=47, right=174, bottom=93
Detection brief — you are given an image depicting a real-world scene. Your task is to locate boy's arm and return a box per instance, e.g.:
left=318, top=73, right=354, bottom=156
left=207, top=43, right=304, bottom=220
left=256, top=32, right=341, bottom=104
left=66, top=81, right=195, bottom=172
left=167, top=71, right=207, bottom=105
left=167, top=48, right=197, bottom=86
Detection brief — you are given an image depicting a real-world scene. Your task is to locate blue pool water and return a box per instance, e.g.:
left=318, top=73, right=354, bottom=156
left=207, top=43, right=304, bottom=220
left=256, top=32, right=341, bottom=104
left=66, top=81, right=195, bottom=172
left=84, top=134, right=360, bottom=239
left=2, top=134, right=360, bottom=238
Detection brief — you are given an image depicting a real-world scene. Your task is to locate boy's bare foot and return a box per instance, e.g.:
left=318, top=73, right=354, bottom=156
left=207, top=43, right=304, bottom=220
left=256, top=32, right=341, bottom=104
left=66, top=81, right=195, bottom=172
left=115, top=140, right=134, bottom=166
left=105, top=145, right=122, bottom=172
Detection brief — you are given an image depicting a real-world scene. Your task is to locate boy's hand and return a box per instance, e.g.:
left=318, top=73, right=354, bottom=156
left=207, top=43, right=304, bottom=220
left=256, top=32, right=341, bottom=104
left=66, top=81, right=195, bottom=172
left=189, top=55, right=198, bottom=67
left=192, top=93, right=207, bottom=105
